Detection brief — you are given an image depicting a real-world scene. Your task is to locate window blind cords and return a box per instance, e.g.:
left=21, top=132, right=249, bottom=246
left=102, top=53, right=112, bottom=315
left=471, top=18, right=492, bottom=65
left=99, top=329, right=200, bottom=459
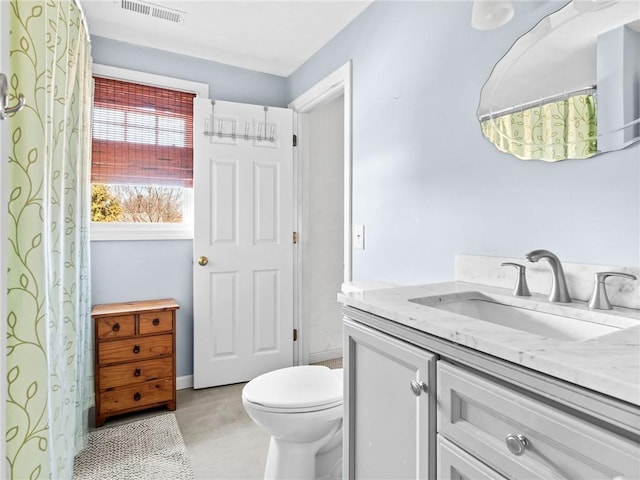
left=91, top=77, right=196, bottom=187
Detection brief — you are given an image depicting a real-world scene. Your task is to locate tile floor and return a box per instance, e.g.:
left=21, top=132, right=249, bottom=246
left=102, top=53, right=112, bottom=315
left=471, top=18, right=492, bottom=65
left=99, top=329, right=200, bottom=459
left=92, top=358, right=342, bottom=479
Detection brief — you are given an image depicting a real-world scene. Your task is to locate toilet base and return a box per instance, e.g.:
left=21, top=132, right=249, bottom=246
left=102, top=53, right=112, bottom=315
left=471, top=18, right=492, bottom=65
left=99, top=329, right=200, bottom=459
left=263, top=422, right=342, bottom=480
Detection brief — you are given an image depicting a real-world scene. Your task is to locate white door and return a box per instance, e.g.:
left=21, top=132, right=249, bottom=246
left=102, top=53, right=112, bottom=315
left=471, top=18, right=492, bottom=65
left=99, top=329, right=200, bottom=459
left=193, top=99, right=295, bottom=388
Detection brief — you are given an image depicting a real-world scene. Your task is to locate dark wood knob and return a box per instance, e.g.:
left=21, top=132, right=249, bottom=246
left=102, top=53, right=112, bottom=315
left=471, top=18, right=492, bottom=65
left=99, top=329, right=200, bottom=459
left=133, top=368, right=141, bottom=377
left=133, top=345, right=140, bottom=354
left=133, top=392, right=141, bottom=401
left=152, top=318, right=160, bottom=326
left=112, top=323, right=120, bottom=332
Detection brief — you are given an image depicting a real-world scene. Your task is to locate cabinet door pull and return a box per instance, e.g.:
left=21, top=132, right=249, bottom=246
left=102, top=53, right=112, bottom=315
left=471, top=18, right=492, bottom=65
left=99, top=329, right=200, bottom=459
left=133, top=345, right=141, bottom=354
left=133, top=392, right=141, bottom=401
left=152, top=318, right=160, bottom=326
left=112, top=323, right=120, bottom=332
left=133, top=368, right=141, bottom=377
left=409, top=381, right=428, bottom=396
left=505, top=433, right=528, bottom=456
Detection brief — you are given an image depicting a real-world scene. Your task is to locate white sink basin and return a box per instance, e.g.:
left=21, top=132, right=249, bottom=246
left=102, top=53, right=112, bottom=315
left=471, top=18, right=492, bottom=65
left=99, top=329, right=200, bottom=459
left=409, top=293, right=633, bottom=341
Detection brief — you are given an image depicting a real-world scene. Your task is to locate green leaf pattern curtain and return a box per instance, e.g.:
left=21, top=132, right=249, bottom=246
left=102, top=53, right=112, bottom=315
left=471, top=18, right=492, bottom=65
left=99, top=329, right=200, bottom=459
left=481, top=94, right=598, bottom=162
left=6, top=1, right=93, bottom=478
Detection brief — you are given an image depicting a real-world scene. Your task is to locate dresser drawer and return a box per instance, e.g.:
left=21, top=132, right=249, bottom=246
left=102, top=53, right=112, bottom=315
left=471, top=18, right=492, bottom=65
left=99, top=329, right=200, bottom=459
left=96, top=314, right=135, bottom=339
left=437, top=362, right=640, bottom=480
left=99, top=379, right=173, bottom=414
left=98, top=334, right=173, bottom=365
left=139, top=310, right=173, bottom=335
left=438, top=435, right=507, bottom=480
left=99, top=357, right=173, bottom=389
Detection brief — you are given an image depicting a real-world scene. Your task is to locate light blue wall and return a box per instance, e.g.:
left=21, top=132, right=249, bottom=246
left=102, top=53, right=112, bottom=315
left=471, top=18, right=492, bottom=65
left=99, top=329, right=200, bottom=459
left=91, top=2, right=640, bottom=378
left=91, top=36, right=288, bottom=107
left=91, top=241, right=193, bottom=375
left=90, top=37, right=288, bottom=377
left=287, top=1, right=640, bottom=286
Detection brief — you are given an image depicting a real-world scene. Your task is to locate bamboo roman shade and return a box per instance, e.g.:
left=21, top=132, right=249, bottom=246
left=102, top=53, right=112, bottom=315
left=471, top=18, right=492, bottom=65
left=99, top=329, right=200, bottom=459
left=91, top=77, right=195, bottom=187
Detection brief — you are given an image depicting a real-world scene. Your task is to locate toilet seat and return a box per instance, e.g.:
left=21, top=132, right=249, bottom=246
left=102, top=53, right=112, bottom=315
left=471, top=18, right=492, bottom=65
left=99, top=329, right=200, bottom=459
left=243, top=366, right=343, bottom=413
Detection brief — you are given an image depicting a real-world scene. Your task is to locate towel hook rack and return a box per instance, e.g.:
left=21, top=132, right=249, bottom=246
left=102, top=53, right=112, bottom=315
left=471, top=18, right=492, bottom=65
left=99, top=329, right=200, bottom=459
left=0, top=73, right=26, bottom=120
left=204, top=99, right=276, bottom=143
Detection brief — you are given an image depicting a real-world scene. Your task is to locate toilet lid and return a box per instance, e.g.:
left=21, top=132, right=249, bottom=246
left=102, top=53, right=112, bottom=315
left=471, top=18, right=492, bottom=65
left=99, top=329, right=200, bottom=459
left=243, top=366, right=343, bottom=410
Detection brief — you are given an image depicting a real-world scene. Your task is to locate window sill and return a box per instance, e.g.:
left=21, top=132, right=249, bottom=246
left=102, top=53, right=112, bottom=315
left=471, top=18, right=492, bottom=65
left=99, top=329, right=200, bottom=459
left=90, top=222, right=194, bottom=241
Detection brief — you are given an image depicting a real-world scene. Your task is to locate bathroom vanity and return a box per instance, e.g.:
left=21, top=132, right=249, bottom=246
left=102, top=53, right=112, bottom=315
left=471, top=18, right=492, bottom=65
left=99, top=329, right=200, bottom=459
left=340, top=267, right=640, bottom=479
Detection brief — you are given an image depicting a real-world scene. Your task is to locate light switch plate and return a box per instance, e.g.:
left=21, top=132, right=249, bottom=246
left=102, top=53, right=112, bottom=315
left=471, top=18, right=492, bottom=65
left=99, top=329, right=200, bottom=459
left=353, top=225, right=365, bottom=250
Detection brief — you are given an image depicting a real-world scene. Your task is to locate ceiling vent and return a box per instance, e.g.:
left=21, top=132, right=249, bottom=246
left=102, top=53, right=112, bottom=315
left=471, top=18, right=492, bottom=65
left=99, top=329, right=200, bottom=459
left=118, top=0, right=185, bottom=23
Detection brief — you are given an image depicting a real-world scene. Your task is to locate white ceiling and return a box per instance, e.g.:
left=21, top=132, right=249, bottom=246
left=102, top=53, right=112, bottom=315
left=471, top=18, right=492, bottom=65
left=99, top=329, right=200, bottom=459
left=81, top=0, right=373, bottom=77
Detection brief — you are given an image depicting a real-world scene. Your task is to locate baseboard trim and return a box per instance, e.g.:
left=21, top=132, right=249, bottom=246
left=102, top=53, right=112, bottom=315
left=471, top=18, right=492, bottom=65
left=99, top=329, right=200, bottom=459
left=308, top=348, right=343, bottom=364
left=176, top=375, right=193, bottom=390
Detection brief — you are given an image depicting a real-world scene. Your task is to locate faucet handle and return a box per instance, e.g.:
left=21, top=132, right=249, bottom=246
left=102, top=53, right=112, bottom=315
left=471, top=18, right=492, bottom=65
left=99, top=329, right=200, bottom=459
left=501, top=262, right=532, bottom=297
left=588, top=272, right=637, bottom=310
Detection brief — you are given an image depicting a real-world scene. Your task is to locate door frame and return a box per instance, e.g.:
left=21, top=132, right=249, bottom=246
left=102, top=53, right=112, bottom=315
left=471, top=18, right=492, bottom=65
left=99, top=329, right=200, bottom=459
left=288, top=61, right=353, bottom=365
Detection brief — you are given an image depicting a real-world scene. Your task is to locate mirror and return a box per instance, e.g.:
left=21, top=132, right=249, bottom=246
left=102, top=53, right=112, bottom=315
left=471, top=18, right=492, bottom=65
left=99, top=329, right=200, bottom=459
left=478, top=1, right=640, bottom=162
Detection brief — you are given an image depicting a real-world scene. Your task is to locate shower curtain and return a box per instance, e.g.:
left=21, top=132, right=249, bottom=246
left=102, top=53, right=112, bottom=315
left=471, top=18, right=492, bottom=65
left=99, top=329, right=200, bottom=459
left=481, top=94, right=598, bottom=161
left=6, top=1, right=93, bottom=478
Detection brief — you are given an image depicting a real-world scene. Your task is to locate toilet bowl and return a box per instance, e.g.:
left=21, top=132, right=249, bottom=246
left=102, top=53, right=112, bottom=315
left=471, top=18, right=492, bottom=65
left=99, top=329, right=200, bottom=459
left=242, top=365, right=343, bottom=480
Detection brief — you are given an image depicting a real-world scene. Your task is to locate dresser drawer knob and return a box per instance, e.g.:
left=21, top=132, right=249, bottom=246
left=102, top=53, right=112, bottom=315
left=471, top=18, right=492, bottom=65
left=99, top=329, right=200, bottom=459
left=152, top=318, right=160, bottom=326
left=133, top=392, right=141, bottom=401
left=505, top=433, right=529, bottom=456
left=133, top=368, right=141, bottom=377
left=112, top=323, right=120, bottom=332
left=133, top=345, right=141, bottom=354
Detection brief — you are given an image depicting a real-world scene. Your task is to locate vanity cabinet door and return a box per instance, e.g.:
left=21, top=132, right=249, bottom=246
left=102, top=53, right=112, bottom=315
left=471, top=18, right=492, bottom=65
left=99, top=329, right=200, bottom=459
left=344, top=319, right=437, bottom=480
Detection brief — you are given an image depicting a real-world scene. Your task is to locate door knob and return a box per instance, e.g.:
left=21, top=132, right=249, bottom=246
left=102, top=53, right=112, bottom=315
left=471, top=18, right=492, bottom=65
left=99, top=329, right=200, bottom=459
left=197, top=256, right=209, bottom=266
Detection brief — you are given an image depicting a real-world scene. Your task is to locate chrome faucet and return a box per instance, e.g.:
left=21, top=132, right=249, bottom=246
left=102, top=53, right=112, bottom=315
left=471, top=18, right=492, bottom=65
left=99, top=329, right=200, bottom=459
left=525, top=249, right=572, bottom=303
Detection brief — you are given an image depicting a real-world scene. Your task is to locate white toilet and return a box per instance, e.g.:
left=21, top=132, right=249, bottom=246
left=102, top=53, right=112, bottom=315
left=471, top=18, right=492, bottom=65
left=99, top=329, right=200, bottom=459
left=242, top=365, right=343, bottom=480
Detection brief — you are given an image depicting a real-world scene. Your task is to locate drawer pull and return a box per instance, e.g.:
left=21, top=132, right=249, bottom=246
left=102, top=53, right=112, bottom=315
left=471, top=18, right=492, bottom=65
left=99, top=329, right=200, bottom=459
left=112, top=323, right=120, bottom=332
left=133, top=345, right=141, bottom=354
left=152, top=318, right=160, bottom=326
left=409, top=380, right=428, bottom=396
left=505, top=433, right=529, bottom=456
left=133, top=368, right=141, bottom=377
left=133, top=392, right=141, bottom=401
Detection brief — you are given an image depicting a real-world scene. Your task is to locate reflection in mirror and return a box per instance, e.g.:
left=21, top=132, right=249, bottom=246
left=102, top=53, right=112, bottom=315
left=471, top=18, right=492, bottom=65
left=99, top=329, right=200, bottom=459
left=478, top=1, right=640, bottom=162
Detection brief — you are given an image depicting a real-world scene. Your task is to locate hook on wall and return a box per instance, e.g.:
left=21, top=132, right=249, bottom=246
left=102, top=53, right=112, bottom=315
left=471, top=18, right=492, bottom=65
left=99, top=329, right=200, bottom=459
left=0, top=73, right=26, bottom=120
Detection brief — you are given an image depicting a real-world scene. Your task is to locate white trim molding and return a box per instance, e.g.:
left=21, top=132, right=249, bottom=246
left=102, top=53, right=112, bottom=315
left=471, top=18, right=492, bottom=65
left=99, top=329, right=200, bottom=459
left=89, top=65, right=207, bottom=241
left=308, top=348, right=344, bottom=365
left=92, top=64, right=209, bottom=97
left=176, top=375, right=194, bottom=390
left=289, top=61, right=353, bottom=366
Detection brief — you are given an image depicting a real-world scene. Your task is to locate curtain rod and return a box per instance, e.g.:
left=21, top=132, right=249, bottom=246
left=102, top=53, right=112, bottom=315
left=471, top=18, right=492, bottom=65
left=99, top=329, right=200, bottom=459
left=479, top=85, right=596, bottom=122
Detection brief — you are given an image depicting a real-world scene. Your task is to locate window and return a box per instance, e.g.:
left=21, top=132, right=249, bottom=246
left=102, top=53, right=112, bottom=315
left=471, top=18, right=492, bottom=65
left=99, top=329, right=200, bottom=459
left=90, top=66, right=208, bottom=240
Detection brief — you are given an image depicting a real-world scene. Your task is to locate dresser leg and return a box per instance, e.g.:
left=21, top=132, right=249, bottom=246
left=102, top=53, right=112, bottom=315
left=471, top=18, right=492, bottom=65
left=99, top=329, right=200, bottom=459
left=95, top=415, right=106, bottom=427
left=167, top=400, right=176, bottom=411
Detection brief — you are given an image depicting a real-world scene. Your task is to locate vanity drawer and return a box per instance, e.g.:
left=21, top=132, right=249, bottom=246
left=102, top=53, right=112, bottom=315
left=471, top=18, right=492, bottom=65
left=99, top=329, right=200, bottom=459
left=139, top=310, right=173, bottom=335
left=437, top=362, right=640, bottom=480
left=438, top=435, right=507, bottom=480
left=98, top=357, right=173, bottom=389
left=99, top=379, right=173, bottom=414
left=98, top=334, right=173, bottom=365
left=96, top=314, right=135, bottom=339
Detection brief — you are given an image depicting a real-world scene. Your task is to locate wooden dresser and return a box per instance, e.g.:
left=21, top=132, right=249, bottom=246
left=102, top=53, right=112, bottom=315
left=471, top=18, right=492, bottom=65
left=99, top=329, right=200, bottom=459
left=92, top=298, right=179, bottom=427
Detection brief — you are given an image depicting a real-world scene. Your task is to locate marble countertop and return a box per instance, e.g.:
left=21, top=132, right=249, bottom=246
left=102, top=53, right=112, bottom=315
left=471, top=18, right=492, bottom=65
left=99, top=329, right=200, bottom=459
left=339, top=281, right=640, bottom=406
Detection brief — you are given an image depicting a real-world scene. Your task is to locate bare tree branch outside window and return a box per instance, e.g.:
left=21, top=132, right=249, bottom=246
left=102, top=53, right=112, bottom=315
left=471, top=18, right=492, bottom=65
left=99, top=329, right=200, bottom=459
left=91, top=184, right=184, bottom=223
